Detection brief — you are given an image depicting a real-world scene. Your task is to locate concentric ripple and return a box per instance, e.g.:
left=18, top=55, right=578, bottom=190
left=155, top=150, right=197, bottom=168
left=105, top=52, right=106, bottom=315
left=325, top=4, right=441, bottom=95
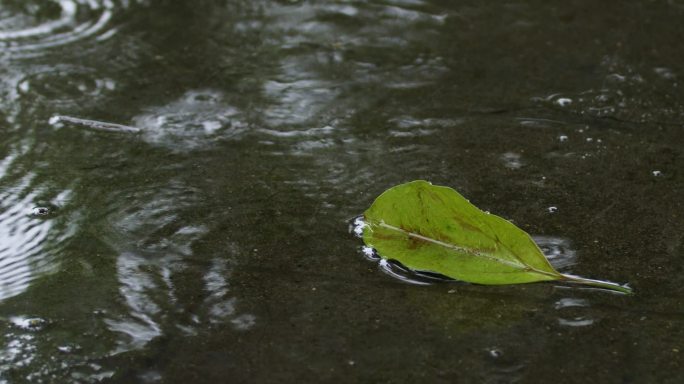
left=134, top=90, right=248, bottom=152
left=0, top=145, right=78, bottom=302
left=100, top=181, right=255, bottom=353
left=0, top=0, right=128, bottom=55
left=15, top=65, right=116, bottom=109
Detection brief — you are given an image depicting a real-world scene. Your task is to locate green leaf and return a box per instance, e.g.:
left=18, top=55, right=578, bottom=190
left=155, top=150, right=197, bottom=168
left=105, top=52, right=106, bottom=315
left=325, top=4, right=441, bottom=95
left=363, top=180, right=633, bottom=294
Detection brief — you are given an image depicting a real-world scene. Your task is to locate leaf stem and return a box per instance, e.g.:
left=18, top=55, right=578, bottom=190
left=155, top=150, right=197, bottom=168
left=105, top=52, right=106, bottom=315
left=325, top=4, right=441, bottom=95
left=560, top=274, right=634, bottom=295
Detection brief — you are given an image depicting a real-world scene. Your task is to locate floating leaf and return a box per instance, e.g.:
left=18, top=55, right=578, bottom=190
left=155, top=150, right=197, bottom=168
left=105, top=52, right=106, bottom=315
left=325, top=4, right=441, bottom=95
left=362, top=180, right=632, bottom=294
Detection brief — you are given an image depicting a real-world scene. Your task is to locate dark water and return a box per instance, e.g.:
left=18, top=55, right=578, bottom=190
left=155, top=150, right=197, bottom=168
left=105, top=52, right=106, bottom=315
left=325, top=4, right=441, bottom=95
left=1, top=0, right=683, bottom=382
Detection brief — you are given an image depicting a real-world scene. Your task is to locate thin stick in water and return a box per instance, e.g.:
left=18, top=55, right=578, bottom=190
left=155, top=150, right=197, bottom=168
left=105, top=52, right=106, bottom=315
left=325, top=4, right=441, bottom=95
left=49, top=115, right=141, bottom=134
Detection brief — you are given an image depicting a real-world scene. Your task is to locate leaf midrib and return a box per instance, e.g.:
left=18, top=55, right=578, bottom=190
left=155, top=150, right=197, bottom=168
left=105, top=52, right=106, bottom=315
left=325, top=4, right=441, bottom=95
left=374, top=220, right=559, bottom=279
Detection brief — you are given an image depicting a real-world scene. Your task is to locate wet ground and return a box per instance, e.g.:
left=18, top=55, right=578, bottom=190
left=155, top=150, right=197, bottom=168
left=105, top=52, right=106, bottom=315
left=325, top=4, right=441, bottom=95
left=1, top=0, right=683, bottom=383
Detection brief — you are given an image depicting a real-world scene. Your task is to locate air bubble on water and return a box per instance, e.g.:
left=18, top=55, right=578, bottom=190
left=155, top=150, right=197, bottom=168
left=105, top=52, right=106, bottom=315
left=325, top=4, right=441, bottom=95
left=31, top=206, right=51, bottom=216
left=556, top=98, right=572, bottom=107
left=10, top=316, right=49, bottom=331
left=350, top=216, right=366, bottom=237
left=361, top=246, right=378, bottom=260
left=488, top=348, right=503, bottom=358
left=48, top=115, right=63, bottom=126
left=57, top=344, right=80, bottom=354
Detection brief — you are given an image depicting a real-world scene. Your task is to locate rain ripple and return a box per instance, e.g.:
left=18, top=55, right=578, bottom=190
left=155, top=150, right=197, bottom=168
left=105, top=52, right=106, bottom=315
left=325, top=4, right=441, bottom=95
left=0, top=147, right=77, bottom=302
left=15, top=65, right=116, bottom=110
left=0, top=0, right=136, bottom=56
left=101, top=182, right=254, bottom=353
left=532, top=236, right=577, bottom=271
left=133, top=90, right=248, bottom=152
left=534, top=56, right=684, bottom=124
left=553, top=297, right=596, bottom=327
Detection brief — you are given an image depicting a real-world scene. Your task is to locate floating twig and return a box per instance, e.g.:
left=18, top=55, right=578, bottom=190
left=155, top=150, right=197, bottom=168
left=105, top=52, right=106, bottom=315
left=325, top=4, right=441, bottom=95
left=49, top=115, right=141, bottom=134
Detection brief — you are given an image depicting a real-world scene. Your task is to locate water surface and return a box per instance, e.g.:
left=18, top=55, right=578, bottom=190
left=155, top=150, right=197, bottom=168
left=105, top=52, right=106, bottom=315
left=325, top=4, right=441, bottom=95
left=1, top=0, right=683, bottom=383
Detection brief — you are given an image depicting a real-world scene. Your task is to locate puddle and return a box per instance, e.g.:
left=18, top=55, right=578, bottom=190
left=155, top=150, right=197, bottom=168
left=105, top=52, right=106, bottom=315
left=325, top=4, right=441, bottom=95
left=0, top=0, right=681, bottom=382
